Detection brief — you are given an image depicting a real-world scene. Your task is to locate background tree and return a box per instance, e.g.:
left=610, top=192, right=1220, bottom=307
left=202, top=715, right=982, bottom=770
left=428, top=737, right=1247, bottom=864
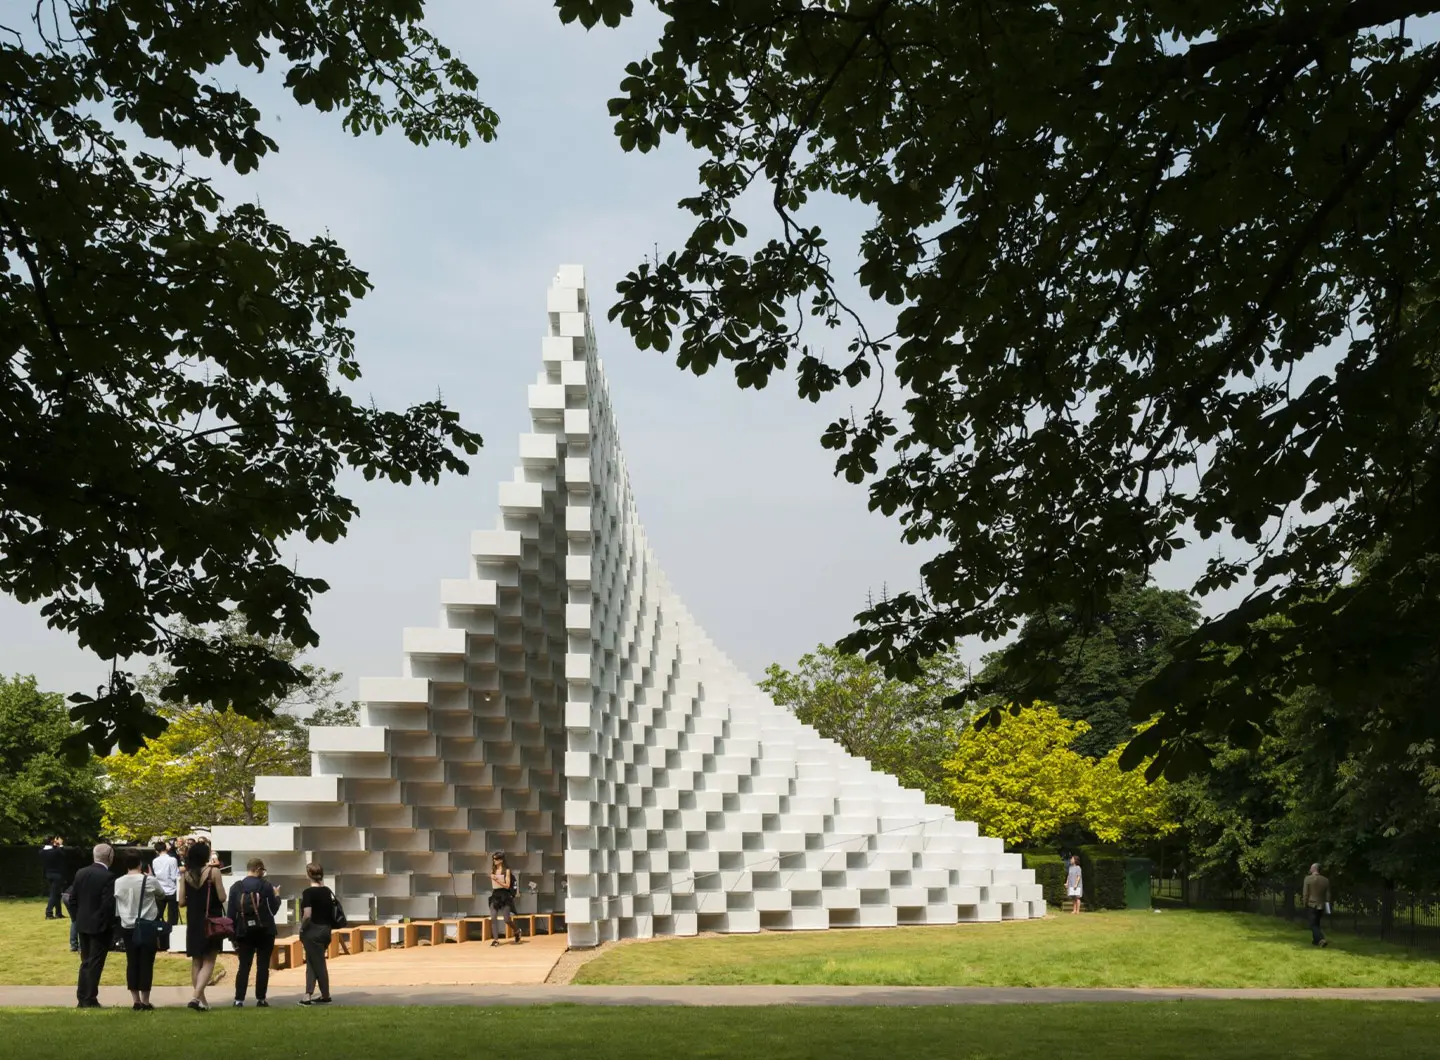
left=0, top=674, right=103, bottom=843
left=760, top=643, right=964, bottom=804
left=2, top=1, right=493, bottom=755
left=977, top=574, right=1198, bottom=757
left=942, top=705, right=1176, bottom=848
left=563, top=0, right=1440, bottom=775
left=100, top=619, right=356, bottom=841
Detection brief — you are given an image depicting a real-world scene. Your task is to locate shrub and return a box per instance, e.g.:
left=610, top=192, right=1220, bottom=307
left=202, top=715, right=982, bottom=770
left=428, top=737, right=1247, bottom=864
left=1022, top=853, right=1069, bottom=907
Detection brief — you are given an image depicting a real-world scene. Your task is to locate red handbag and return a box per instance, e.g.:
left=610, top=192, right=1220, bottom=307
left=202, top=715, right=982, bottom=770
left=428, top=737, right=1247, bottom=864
left=198, top=872, right=234, bottom=939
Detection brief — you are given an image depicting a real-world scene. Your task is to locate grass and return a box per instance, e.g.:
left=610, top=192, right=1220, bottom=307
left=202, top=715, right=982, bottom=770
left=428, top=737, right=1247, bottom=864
left=0, top=1003, right=1438, bottom=1059
left=574, top=909, right=1440, bottom=988
left=0, top=899, right=206, bottom=987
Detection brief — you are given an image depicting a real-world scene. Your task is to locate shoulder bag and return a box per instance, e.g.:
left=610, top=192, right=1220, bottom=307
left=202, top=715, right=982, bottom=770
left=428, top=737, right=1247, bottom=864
left=132, top=876, right=172, bottom=949
left=202, top=872, right=235, bottom=941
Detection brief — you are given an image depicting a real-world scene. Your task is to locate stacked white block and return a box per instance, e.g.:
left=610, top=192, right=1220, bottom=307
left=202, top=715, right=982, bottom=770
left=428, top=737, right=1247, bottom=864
left=214, top=265, right=1045, bottom=940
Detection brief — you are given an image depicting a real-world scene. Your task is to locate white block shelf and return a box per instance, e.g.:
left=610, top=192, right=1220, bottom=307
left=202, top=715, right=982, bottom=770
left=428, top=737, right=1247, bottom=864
left=223, top=266, right=1042, bottom=939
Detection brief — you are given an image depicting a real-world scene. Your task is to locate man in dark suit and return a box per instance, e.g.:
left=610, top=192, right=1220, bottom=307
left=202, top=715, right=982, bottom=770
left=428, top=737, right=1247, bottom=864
left=41, top=836, right=67, bottom=918
left=71, top=843, right=115, bottom=1008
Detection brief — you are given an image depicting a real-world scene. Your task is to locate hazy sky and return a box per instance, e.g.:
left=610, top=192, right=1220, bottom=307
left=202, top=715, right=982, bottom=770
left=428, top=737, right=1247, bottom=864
left=0, top=2, right=954, bottom=701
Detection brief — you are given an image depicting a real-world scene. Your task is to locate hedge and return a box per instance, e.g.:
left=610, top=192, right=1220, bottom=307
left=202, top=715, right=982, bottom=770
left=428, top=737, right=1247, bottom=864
left=1023, top=849, right=1129, bottom=910
left=0, top=844, right=88, bottom=897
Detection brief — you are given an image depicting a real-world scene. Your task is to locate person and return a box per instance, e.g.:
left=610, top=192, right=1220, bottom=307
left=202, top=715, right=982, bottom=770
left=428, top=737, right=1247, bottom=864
left=151, top=840, right=180, bottom=929
left=299, top=863, right=335, bottom=1005
left=228, top=858, right=281, bottom=1008
left=41, top=836, right=67, bottom=918
left=114, top=848, right=165, bottom=1010
left=1066, top=855, right=1083, bottom=915
left=177, top=840, right=227, bottom=1010
left=488, top=852, right=521, bottom=945
left=71, top=843, right=116, bottom=1008
left=1303, top=863, right=1331, bottom=948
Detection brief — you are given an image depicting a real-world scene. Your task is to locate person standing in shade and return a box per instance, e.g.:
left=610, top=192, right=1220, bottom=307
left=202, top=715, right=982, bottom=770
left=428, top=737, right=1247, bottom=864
left=1303, top=863, right=1331, bottom=948
left=114, top=848, right=165, bottom=1010
left=298, top=863, right=335, bottom=1006
left=71, top=843, right=116, bottom=1008
left=488, top=852, right=521, bottom=945
left=228, top=858, right=281, bottom=1008
left=1066, top=855, right=1083, bottom=915
left=178, top=840, right=227, bottom=1010
left=41, top=836, right=67, bottom=918
left=151, top=840, right=180, bottom=929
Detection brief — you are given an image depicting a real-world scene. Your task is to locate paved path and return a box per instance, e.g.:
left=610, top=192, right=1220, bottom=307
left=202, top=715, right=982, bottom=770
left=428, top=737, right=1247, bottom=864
left=4, top=985, right=1440, bottom=1008
left=265, top=932, right=567, bottom=989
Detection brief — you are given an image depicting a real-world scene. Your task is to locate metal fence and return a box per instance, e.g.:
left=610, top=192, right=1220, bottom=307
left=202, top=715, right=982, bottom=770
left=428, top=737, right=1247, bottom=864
left=1151, top=875, right=1440, bottom=951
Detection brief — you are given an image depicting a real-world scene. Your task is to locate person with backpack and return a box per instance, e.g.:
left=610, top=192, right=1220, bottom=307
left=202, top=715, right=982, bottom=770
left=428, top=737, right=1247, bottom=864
left=488, top=852, right=521, bottom=946
left=227, top=859, right=281, bottom=1007
left=298, top=862, right=343, bottom=1006
left=114, top=848, right=166, bottom=1009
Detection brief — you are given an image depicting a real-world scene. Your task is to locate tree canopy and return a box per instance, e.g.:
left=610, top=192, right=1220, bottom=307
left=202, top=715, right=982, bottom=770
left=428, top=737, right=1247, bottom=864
left=563, top=0, right=1440, bottom=777
left=942, top=704, right=1175, bottom=848
left=978, top=573, right=1199, bottom=757
left=2, top=1, right=491, bottom=756
left=0, top=674, right=103, bottom=844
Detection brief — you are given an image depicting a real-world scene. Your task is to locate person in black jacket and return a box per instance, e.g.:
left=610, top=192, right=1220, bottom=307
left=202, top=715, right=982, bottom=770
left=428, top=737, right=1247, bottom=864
left=227, top=858, right=281, bottom=1007
left=71, top=843, right=116, bottom=1008
left=40, top=836, right=67, bottom=918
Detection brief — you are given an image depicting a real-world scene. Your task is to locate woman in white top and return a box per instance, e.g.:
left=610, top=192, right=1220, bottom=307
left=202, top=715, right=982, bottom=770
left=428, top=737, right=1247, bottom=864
left=114, top=849, right=165, bottom=1009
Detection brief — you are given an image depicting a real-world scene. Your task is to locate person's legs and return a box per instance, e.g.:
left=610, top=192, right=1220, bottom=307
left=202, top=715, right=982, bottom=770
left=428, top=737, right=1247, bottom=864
left=69, top=916, right=78, bottom=952
left=233, top=940, right=255, bottom=1002
left=253, top=938, right=274, bottom=1002
left=161, top=894, right=179, bottom=928
left=125, top=936, right=141, bottom=1004
left=301, top=926, right=330, bottom=998
left=76, top=931, right=108, bottom=1006
left=195, top=951, right=218, bottom=1006
left=138, top=944, right=155, bottom=1004
left=1310, top=907, right=1327, bottom=945
left=45, top=875, right=63, bottom=918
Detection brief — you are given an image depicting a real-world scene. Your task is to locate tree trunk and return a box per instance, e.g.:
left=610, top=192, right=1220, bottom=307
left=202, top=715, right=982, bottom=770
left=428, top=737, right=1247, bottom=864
left=1380, top=879, right=1396, bottom=941
left=243, top=787, right=255, bottom=826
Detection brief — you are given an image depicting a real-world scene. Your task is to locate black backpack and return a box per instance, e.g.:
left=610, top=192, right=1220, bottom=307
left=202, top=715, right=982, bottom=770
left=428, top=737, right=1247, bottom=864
left=235, top=888, right=267, bottom=938
left=329, top=888, right=348, bottom=929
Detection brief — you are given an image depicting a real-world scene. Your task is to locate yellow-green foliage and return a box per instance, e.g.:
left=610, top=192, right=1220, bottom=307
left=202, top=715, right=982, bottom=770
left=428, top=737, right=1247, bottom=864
left=942, top=704, right=1177, bottom=847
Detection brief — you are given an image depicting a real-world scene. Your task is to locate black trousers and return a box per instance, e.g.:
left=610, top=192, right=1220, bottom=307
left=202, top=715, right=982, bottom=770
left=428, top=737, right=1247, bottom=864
left=300, top=924, right=331, bottom=997
left=1309, top=906, right=1327, bottom=944
left=123, top=936, right=157, bottom=993
left=158, top=893, right=180, bottom=928
left=234, top=937, right=275, bottom=1001
left=76, top=931, right=110, bottom=1004
left=44, top=874, right=65, bottom=917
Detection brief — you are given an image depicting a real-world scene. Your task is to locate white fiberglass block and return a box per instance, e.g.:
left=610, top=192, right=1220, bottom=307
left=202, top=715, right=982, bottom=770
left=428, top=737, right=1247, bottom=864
left=210, top=825, right=296, bottom=851
left=471, top=530, right=522, bottom=559
left=358, top=677, right=428, bottom=704
left=308, top=726, right=387, bottom=754
left=254, top=775, right=339, bottom=803
left=439, top=579, right=497, bottom=608
left=403, top=627, right=466, bottom=656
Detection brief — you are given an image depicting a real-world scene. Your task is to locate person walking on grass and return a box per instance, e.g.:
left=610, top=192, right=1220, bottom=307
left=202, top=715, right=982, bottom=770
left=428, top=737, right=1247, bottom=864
left=488, top=852, right=521, bottom=945
left=1066, top=855, right=1083, bottom=915
left=228, top=858, right=281, bottom=1008
left=115, top=848, right=165, bottom=1010
left=178, top=840, right=227, bottom=1010
left=41, top=836, right=67, bottom=918
left=299, top=863, right=336, bottom=1006
left=71, top=843, right=115, bottom=1008
left=1303, top=863, right=1331, bottom=948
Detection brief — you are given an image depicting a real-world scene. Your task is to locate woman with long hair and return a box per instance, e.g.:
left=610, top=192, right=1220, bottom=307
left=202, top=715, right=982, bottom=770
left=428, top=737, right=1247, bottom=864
left=298, top=863, right=336, bottom=1005
left=488, top=852, right=521, bottom=946
left=177, top=840, right=226, bottom=1010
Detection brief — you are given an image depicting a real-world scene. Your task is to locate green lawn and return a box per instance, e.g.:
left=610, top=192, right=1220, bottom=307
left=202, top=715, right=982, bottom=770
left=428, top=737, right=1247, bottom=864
left=575, top=909, right=1440, bottom=988
left=0, top=899, right=205, bottom=987
left=0, top=1003, right=1437, bottom=1058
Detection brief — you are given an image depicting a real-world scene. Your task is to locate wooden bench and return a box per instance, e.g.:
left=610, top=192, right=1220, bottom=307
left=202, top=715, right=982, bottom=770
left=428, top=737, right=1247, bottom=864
left=270, top=936, right=304, bottom=970
left=401, top=919, right=455, bottom=948
left=347, top=924, right=390, bottom=952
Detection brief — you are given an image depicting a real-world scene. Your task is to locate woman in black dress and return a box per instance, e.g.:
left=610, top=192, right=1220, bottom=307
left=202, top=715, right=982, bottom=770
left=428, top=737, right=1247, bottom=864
left=178, top=840, right=226, bottom=1010
left=488, top=852, right=520, bottom=946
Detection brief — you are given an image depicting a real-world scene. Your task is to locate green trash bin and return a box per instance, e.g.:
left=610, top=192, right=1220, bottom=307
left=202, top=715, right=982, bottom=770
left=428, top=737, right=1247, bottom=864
left=1124, top=858, right=1152, bottom=909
